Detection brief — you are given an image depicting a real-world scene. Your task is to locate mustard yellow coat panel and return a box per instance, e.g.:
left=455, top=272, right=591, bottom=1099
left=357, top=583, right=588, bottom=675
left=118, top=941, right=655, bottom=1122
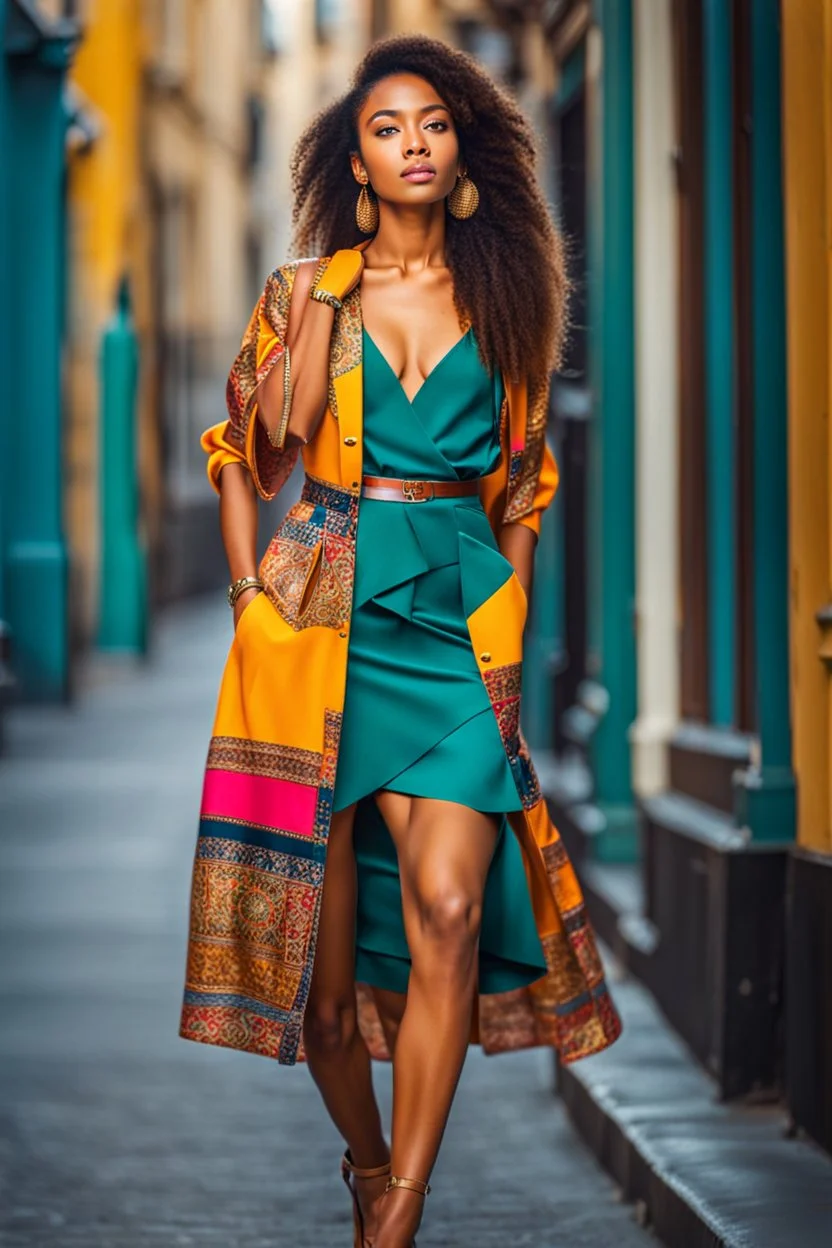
left=179, top=250, right=622, bottom=1065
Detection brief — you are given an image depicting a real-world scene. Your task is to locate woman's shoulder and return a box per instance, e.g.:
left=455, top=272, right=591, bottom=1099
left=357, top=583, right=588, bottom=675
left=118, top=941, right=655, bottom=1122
left=258, top=249, right=360, bottom=325
left=268, top=254, right=330, bottom=282
left=256, top=256, right=328, bottom=329
left=266, top=245, right=369, bottom=284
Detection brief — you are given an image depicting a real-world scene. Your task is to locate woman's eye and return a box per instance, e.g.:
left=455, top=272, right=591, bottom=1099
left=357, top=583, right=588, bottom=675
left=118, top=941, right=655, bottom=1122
left=375, top=120, right=448, bottom=137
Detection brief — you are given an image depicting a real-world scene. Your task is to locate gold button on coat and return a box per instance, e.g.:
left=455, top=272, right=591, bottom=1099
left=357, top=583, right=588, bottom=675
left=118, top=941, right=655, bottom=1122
left=344, top=436, right=357, bottom=446
left=480, top=651, right=492, bottom=663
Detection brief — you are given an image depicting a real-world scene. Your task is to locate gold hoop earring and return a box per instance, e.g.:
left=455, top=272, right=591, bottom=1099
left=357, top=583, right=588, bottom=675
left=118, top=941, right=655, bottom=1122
left=355, top=179, right=379, bottom=233
left=447, top=172, right=479, bottom=220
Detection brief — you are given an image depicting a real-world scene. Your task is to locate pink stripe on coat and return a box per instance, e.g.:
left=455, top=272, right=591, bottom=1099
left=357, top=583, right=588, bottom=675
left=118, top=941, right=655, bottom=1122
left=201, top=768, right=317, bottom=837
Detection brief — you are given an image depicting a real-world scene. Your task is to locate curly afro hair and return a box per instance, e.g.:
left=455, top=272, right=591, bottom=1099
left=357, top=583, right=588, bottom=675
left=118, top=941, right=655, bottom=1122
left=288, top=34, right=568, bottom=387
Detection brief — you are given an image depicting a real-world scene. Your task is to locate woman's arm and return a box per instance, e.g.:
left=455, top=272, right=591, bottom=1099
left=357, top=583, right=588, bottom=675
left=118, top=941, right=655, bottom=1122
left=498, top=522, right=537, bottom=604
left=255, top=251, right=365, bottom=448
left=255, top=259, right=335, bottom=447
left=498, top=432, right=559, bottom=606
left=219, top=461, right=261, bottom=629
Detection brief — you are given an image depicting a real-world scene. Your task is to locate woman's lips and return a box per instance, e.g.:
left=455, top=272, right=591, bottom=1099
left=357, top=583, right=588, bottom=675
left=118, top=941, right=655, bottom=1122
left=402, top=169, right=436, bottom=182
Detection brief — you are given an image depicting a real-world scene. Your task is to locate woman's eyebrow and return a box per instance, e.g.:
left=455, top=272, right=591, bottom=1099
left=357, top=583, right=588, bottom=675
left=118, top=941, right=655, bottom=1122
left=365, top=103, right=450, bottom=126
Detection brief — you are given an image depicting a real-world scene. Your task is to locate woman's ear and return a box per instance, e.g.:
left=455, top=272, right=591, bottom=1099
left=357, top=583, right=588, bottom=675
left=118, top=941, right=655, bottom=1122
left=349, top=152, right=366, bottom=183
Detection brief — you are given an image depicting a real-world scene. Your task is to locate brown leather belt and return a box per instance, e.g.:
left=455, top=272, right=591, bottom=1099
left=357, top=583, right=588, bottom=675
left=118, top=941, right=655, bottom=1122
left=361, top=474, right=481, bottom=503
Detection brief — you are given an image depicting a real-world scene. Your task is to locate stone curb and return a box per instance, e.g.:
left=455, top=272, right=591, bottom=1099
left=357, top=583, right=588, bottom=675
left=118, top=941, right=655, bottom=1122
left=557, top=969, right=832, bottom=1247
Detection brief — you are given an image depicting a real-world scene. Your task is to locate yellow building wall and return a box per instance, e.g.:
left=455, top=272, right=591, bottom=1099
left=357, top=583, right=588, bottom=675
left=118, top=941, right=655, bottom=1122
left=781, top=0, right=832, bottom=854
left=66, top=0, right=269, bottom=617
left=65, top=0, right=156, bottom=643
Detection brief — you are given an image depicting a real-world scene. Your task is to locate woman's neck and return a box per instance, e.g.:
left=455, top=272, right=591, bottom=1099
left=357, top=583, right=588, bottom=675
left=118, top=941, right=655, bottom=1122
left=362, top=204, right=448, bottom=273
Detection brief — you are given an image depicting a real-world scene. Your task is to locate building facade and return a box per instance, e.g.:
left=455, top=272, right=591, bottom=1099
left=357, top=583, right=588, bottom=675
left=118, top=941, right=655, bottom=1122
left=513, top=0, right=830, bottom=1156
left=780, top=0, right=832, bottom=1159
left=2, top=1, right=289, bottom=706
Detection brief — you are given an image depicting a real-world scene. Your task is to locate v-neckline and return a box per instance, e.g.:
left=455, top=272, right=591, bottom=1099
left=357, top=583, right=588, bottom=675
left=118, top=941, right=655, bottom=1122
left=362, top=324, right=472, bottom=407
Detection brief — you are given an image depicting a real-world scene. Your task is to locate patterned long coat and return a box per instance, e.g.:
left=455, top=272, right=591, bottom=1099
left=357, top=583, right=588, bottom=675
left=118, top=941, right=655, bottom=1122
left=179, top=245, right=622, bottom=1066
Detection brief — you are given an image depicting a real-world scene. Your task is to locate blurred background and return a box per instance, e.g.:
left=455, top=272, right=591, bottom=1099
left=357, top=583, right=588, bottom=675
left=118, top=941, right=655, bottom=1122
left=1, top=1, right=831, bottom=1245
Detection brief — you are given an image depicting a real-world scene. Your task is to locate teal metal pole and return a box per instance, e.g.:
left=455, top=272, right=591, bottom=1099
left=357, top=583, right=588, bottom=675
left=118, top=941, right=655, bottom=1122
left=703, top=0, right=736, bottom=727
left=588, top=0, right=638, bottom=859
left=733, top=0, right=796, bottom=841
left=98, top=278, right=148, bottom=653
left=4, top=38, right=74, bottom=699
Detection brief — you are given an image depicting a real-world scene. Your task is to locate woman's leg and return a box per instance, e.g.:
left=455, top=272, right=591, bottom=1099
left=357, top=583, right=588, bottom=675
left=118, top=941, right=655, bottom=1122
left=372, top=792, right=499, bottom=1247
left=372, top=986, right=407, bottom=1057
left=303, top=803, right=390, bottom=1234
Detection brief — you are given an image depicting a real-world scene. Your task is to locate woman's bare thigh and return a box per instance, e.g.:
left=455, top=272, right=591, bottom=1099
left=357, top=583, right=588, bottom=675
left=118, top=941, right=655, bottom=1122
left=306, top=802, right=359, bottom=1006
left=373, top=791, right=499, bottom=927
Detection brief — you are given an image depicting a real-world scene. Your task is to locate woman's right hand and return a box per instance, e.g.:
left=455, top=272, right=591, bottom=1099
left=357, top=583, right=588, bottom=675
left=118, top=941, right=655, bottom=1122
left=233, top=585, right=262, bottom=631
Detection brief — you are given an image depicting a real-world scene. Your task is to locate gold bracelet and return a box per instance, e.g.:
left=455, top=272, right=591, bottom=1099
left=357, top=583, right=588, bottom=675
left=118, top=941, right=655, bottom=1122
left=266, top=343, right=293, bottom=449
left=227, top=576, right=263, bottom=608
left=309, top=287, right=342, bottom=311
left=309, top=257, right=343, bottom=311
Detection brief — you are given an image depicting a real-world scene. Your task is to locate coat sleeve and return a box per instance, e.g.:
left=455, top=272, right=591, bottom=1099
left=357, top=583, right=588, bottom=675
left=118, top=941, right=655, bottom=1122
left=201, top=263, right=302, bottom=500
left=502, top=374, right=560, bottom=538
left=510, top=435, right=559, bottom=538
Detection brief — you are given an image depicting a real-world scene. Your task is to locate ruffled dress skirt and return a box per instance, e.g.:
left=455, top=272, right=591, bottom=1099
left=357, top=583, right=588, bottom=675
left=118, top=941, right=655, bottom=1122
left=332, top=326, right=547, bottom=994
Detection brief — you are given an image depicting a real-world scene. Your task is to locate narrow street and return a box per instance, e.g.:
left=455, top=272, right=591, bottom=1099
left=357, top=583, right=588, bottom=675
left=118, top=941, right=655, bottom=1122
left=0, top=599, right=652, bottom=1248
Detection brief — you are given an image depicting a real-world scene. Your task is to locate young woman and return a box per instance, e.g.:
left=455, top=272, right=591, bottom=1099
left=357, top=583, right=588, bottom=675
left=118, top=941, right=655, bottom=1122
left=181, top=34, right=621, bottom=1248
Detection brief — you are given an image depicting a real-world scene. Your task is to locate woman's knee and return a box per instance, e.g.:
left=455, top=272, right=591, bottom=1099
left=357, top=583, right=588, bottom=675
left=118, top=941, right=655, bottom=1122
left=411, top=881, right=483, bottom=953
left=303, top=994, right=358, bottom=1056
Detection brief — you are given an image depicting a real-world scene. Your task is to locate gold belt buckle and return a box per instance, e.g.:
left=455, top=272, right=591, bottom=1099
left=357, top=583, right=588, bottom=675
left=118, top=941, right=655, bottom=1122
left=402, top=479, right=433, bottom=502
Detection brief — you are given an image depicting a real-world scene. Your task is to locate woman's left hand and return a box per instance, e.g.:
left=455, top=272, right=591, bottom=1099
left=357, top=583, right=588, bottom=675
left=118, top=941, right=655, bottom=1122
left=233, top=585, right=261, bottom=631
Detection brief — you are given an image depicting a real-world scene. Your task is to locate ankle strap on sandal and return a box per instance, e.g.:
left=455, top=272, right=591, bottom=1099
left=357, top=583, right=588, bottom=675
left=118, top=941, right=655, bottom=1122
left=386, top=1175, right=431, bottom=1196
left=341, top=1150, right=391, bottom=1180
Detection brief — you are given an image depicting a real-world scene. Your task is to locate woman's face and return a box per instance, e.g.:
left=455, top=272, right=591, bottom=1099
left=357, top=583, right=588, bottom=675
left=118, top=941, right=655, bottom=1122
left=351, top=72, right=462, bottom=209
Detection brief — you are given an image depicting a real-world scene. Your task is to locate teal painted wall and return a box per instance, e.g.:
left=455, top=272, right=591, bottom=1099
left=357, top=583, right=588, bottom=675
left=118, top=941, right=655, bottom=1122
left=733, top=0, right=796, bottom=840
left=588, top=0, right=637, bottom=854
left=703, top=0, right=736, bottom=727
left=1, top=6, right=77, bottom=700
left=750, top=0, right=791, bottom=776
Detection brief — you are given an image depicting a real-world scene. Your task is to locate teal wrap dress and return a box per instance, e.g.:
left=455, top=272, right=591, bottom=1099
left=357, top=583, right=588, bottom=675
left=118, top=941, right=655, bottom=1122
left=332, top=325, right=548, bottom=996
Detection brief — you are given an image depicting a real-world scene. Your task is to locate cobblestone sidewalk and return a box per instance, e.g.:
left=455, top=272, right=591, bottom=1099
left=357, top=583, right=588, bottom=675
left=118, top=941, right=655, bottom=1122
left=0, top=599, right=652, bottom=1247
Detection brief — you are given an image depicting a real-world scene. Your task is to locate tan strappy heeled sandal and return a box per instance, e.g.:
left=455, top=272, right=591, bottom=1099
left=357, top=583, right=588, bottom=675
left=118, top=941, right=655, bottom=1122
left=384, top=1176, right=431, bottom=1247
left=341, top=1150, right=391, bottom=1248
